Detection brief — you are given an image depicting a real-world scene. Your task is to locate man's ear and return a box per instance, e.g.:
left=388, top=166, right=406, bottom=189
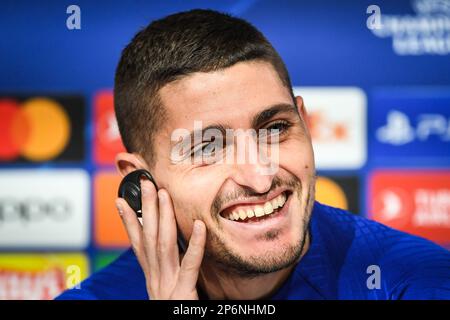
left=295, top=96, right=310, bottom=130
left=114, top=152, right=149, bottom=177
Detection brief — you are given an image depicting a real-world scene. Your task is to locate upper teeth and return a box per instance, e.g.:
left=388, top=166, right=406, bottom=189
left=226, top=193, right=287, bottom=221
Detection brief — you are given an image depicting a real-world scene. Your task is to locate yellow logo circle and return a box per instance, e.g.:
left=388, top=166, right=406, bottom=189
left=20, top=98, right=70, bottom=161
left=315, top=177, right=348, bottom=210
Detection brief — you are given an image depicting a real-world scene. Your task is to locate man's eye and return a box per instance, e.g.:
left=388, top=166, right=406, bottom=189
left=267, top=121, right=289, bottom=134
left=191, top=142, right=219, bottom=158
left=262, top=121, right=291, bottom=138
left=202, top=142, right=217, bottom=157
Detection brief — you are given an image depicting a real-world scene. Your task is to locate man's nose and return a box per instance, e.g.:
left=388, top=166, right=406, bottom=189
left=230, top=162, right=275, bottom=194
left=229, top=139, right=276, bottom=194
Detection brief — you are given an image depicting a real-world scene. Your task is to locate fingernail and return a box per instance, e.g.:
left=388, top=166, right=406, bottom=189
left=193, top=220, right=202, bottom=233
left=141, top=180, right=150, bottom=196
left=115, top=201, right=123, bottom=215
left=158, top=190, right=166, bottom=203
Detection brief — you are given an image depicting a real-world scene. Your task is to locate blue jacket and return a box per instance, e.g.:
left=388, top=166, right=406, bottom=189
left=57, top=202, right=450, bottom=299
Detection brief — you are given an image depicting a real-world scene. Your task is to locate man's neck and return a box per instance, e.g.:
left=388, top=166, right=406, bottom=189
left=197, top=233, right=310, bottom=300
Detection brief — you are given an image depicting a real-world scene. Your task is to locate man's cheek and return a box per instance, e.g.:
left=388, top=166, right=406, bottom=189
left=279, top=148, right=314, bottom=177
left=171, top=199, right=196, bottom=242
left=179, top=168, right=227, bottom=204
left=171, top=188, right=211, bottom=225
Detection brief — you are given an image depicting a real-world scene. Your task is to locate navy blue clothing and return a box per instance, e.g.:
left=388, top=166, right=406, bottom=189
left=57, top=202, right=450, bottom=299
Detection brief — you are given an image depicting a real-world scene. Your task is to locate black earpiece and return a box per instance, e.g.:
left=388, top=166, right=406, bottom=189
left=117, top=169, right=156, bottom=217
left=117, top=169, right=187, bottom=253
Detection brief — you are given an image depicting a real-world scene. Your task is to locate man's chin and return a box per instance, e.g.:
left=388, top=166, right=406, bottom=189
left=205, top=187, right=312, bottom=277
left=207, top=238, right=306, bottom=277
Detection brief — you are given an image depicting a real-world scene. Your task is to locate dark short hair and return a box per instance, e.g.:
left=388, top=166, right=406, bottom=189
left=114, top=9, right=294, bottom=165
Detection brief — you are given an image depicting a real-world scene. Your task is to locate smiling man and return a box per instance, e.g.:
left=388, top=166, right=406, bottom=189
left=57, top=9, right=450, bottom=300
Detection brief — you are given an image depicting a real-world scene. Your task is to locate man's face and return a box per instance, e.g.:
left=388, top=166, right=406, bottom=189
left=152, top=61, right=316, bottom=276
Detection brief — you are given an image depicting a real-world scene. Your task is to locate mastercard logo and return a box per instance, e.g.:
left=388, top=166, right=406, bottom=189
left=0, top=98, right=71, bottom=162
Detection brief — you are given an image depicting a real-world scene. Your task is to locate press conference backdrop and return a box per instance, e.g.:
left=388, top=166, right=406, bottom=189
left=1, top=0, right=449, bottom=299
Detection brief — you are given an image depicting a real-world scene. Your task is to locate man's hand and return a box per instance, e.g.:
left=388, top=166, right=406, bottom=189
left=115, top=179, right=207, bottom=299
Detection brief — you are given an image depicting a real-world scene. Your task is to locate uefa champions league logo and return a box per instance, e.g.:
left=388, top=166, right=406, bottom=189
left=412, top=0, right=450, bottom=14
left=367, top=0, right=450, bottom=55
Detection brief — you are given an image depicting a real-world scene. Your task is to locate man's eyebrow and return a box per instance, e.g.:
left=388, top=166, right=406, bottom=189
left=189, top=123, right=230, bottom=143
left=177, top=103, right=298, bottom=147
left=252, top=103, right=298, bottom=128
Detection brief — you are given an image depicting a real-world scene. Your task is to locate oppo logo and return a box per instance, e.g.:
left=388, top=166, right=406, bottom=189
left=0, top=198, right=72, bottom=223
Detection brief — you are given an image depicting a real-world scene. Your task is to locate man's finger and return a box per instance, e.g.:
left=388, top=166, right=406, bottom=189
left=157, top=189, right=180, bottom=286
left=115, top=198, right=149, bottom=274
left=140, top=179, right=160, bottom=279
left=177, top=220, right=206, bottom=292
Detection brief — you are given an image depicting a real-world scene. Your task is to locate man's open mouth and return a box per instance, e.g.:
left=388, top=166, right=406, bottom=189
left=220, top=191, right=292, bottom=223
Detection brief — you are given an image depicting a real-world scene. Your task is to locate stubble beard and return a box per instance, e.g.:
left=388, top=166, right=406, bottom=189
left=204, top=174, right=316, bottom=279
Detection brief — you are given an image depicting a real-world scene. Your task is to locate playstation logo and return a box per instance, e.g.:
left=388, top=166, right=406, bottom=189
left=376, top=110, right=450, bottom=146
left=376, top=111, right=415, bottom=145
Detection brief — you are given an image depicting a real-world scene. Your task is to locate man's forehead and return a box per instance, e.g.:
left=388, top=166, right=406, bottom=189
left=158, top=61, right=292, bottom=132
